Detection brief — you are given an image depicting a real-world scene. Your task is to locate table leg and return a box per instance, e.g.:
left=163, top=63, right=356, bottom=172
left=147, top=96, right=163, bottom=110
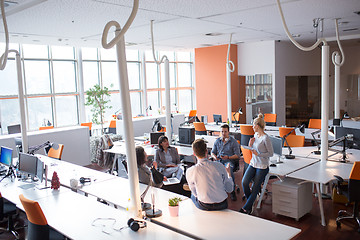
left=315, top=183, right=326, bottom=226
left=257, top=173, right=270, bottom=209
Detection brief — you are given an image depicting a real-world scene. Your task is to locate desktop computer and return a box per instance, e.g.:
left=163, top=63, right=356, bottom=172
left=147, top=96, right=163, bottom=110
left=178, top=127, right=195, bottom=145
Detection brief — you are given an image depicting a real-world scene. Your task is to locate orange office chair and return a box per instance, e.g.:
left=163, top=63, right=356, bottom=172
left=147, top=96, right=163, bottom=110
left=232, top=112, right=241, bottom=124
left=193, top=122, right=207, bottom=135
left=241, top=146, right=252, bottom=170
left=264, top=113, right=277, bottom=126
left=240, top=125, right=255, bottom=146
left=278, top=127, right=296, bottom=138
left=108, top=120, right=116, bottom=134
left=39, top=126, right=54, bottom=131
left=308, top=119, right=321, bottom=129
left=0, top=192, right=22, bottom=239
left=19, top=194, right=64, bottom=240
left=81, top=122, right=92, bottom=136
left=158, top=127, right=166, bottom=132
left=283, top=135, right=305, bottom=147
left=189, top=110, right=197, bottom=118
left=47, top=143, right=64, bottom=160
left=335, top=162, right=360, bottom=232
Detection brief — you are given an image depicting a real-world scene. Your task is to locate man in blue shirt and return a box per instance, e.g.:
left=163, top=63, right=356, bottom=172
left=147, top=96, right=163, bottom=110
left=186, top=139, right=233, bottom=210
left=211, top=124, right=241, bottom=201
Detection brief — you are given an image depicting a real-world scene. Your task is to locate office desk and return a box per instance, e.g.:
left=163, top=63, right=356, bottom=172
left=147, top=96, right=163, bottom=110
left=257, top=156, right=319, bottom=209
left=35, top=191, right=191, bottom=240
left=264, top=126, right=334, bottom=141
left=82, top=177, right=300, bottom=240
left=287, top=161, right=354, bottom=226
left=289, top=146, right=360, bottom=162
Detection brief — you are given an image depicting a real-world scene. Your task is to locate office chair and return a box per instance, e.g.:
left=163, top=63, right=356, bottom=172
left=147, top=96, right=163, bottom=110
left=0, top=192, right=21, bottom=239
left=107, top=120, right=116, bottom=134
left=240, top=125, right=254, bottom=146
left=19, top=194, right=64, bottom=240
left=283, top=135, right=305, bottom=147
left=278, top=127, right=296, bottom=138
left=189, top=110, right=197, bottom=118
left=335, top=162, right=360, bottom=232
left=47, top=143, right=64, bottom=160
left=193, top=122, right=207, bottom=135
left=232, top=112, right=241, bottom=124
left=241, top=146, right=252, bottom=200
left=264, top=113, right=277, bottom=126
left=308, top=119, right=321, bottom=129
left=81, top=122, right=92, bottom=136
left=39, top=126, right=54, bottom=131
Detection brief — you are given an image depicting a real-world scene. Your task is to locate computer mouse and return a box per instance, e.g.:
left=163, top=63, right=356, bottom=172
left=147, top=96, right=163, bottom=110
left=270, top=163, right=277, bottom=167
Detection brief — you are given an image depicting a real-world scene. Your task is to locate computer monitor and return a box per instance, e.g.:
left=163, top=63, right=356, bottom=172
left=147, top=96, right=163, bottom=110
left=18, top=153, right=39, bottom=179
left=150, top=132, right=165, bottom=145
left=213, top=114, right=222, bottom=125
left=269, top=136, right=283, bottom=162
left=7, top=124, right=21, bottom=134
left=335, top=126, right=360, bottom=150
left=0, top=146, right=13, bottom=167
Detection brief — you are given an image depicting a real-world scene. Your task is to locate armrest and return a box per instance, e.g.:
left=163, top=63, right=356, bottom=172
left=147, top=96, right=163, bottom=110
left=334, top=175, right=344, bottom=183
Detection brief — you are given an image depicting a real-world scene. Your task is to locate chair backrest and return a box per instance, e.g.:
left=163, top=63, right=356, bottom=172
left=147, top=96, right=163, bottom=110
left=240, top=125, right=254, bottom=145
left=284, top=135, right=305, bottom=147
left=241, top=146, right=252, bottom=164
left=47, top=143, right=64, bottom=160
left=158, top=127, right=166, bottom=132
left=279, top=127, right=295, bottom=138
left=308, top=119, right=321, bottom=129
left=81, top=122, right=92, bottom=130
left=109, top=120, right=116, bottom=128
left=19, top=194, right=47, bottom=226
left=189, top=110, right=197, bottom=117
left=193, top=122, right=206, bottom=132
left=349, top=162, right=360, bottom=202
left=232, top=112, right=241, bottom=123
left=264, top=114, right=277, bottom=126
left=39, top=126, right=54, bottom=131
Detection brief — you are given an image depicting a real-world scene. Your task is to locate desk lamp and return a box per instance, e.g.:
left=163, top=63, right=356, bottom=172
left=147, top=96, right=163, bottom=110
left=151, top=119, right=162, bottom=132
left=232, top=107, right=243, bottom=125
left=311, top=129, right=322, bottom=155
left=282, top=124, right=305, bottom=159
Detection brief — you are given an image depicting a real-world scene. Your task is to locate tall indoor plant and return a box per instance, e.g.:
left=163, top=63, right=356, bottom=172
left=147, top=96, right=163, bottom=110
left=85, top=84, right=112, bottom=135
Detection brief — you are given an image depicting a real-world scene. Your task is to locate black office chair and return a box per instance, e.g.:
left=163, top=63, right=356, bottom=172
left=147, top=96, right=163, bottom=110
left=0, top=192, right=21, bottom=239
left=335, top=161, right=360, bottom=232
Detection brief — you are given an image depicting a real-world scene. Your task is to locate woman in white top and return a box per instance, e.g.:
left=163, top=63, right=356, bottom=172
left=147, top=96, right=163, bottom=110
left=240, top=113, right=273, bottom=214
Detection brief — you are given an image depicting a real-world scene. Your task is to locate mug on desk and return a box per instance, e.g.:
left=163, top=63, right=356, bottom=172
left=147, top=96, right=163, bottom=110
left=70, top=178, right=78, bottom=189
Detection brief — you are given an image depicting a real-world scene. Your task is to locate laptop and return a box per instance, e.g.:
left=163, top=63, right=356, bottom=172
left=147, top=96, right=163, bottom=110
left=163, top=167, right=182, bottom=185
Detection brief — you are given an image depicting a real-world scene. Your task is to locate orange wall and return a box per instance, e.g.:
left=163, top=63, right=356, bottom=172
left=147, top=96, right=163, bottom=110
left=195, top=44, right=244, bottom=123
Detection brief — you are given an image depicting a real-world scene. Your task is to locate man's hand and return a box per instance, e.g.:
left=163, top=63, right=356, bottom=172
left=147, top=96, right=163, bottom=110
left=221, top=155, right=229, bottom=160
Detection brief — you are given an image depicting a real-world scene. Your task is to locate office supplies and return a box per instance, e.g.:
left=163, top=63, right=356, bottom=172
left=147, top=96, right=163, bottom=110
left=213, top=114, right=222, bottom=125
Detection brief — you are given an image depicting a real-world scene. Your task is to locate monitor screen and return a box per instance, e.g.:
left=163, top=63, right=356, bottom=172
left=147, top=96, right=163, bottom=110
left=150, top=132, right=165, bottom=145
left=0, top=146, right=13, bottom=167
left=213, top=114, right=222, bottom=124
left=335, top=126, right=360, bottom=150
left=7, top=124, right=21, bottom=134
left=269, top=136, right=283, bottom=157
left=18, top=153, right=38, bottom=177
left=36, top=159, right=44, bottom=183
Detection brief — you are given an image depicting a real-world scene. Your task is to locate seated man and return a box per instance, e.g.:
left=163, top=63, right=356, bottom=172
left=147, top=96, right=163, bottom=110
left=186, top=139, right=233, bottom=211
left=211, top=124, right=240, bottom=201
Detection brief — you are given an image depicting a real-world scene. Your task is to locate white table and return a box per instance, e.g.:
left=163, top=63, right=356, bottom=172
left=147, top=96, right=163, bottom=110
left=289, top=146, right=360, bottom=162
left=287, top=161, right=354, bottom=226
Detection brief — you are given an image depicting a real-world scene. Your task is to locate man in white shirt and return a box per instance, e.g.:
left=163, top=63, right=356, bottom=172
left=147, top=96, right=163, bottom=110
left=186, top=139, right=234, bottom=210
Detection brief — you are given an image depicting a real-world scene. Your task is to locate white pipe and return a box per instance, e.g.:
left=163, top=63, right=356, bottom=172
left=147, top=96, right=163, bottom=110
left=334, top=53, right=340, bottom=119
left=226, top=34, right=235, bottom=127
left=0, top=0, right=9, bottom=70
left=321, top=45, right=329, bottom=162
left=150, top=20, right=171, bottom=140
left=101, top=0, right=141, bottom=217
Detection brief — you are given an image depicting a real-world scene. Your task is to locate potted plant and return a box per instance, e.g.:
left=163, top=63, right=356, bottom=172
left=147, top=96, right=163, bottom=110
left=85, top=84, right=112, bottom=135
left=168, top=197, right=182, bottom=217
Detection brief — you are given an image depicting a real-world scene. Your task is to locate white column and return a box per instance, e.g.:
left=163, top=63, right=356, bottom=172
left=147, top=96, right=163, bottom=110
left=227, top=62, right=232, bottom=127
left=164, top=58, right=171, bottom=140
left=77, top=48, right=86, bottom=123
left=320, top=45, right=329, bottom=162
left=334, top=53, right=340, bottom=119
left=115, top=32, right=142, bottom=217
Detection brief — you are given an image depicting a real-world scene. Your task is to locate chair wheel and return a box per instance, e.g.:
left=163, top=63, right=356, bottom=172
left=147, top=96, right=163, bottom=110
left=336, top=221, right=341, bottom=228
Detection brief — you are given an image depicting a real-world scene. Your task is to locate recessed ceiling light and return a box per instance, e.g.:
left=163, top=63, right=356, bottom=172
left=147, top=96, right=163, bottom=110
left=292, top=34, right=301, bottom=38
left=343, top=28, right=359, bottom=32
left=205, top=33, right=222, bottom=36
left=338, top=21, right=349, bottom=25
left=354, top=11, right=360, bottom=15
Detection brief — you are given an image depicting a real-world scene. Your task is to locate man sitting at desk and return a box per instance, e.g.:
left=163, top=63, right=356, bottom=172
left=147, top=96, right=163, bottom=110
left=186, top=139, right=233, bottom=211
left=211, top=124, right=241, bottom=201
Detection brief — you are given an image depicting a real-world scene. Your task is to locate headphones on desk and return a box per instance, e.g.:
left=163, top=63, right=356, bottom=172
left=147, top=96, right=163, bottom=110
left=127, top=218, right=147, bottom=232
left=79, top=177, right=91, bottom=184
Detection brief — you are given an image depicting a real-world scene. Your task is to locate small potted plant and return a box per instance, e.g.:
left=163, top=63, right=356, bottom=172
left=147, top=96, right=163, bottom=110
left=168, top=197, right=182, bottom=217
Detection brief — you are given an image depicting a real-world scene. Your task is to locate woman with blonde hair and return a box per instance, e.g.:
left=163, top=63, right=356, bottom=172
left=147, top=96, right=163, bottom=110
left=240, top=113, right=273, bottom=214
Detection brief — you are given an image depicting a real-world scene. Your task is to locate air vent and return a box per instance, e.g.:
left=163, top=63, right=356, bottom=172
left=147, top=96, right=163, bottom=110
left=201, top=44, right=213, bottom=47
left=343, top=28, right=359, bottom=32
left=125, top=42, right=137, bottom=46
left=205, top=33, right=222, bottom=37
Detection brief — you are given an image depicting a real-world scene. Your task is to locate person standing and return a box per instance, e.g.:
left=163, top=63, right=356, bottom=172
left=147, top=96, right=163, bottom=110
left=186, top=139, right=233, bottom=210
left=240, top=114, right=273, bottom=214
left=211, top=124, right=241, bottom=201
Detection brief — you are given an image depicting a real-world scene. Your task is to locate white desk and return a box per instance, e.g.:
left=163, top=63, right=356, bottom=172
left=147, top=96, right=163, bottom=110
left=287, top=161, right=354, bottom=226
left=257, top=155, right=319, bottom=209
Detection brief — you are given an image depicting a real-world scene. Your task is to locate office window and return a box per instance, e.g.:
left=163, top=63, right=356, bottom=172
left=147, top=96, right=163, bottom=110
left=100, top=48, right=116, bottom=61
left=51, top=46, right=75, bottom=59
left=101, top=61, right=118, bottom=90
left=146, top=62, right=159, bottom=89
left=52, top=61, right=77, bottom=93
left=177, top=63, right=192, bottom=87
left=160, top=63, right=176, bottom=88
left=128, top=62, right=141, bottom=90
left=178, top=89, right=192, bottom=113
left=147, top=91, right=160, bottom=113
left=27, top=97, right=53, bottom=130
left=22, top=44, right=49, bottom=59
left=55, top=95, right=78, bottom=127
left=126, top=49, right=139, bottom=61
left=83, top=61, right=100, bottom=91
left=82, top=47, right=98, bottom=60
left=24, top=60, right=51, bottom=95
left=0, top=98, right=20, bottom=134
left=177, top=52, right=191, bottom=62
left=159, top=51, right=175, bottom=61
left=0, top=59, right=18, bottom=96
left=161, top=90, right=176, bottom=111
left=130, top=92, right=142, bottom=117
left=102, top=93, right=120, bottom=122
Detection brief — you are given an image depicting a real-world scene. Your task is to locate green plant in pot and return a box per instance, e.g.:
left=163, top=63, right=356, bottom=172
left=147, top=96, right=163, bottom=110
left=168, top=197, right=182, bottom=217
left=85, top=84, right=112, bottom=135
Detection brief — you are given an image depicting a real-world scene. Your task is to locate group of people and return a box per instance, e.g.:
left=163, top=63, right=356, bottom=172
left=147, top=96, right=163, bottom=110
left=135, top=113, right=273, bottom=214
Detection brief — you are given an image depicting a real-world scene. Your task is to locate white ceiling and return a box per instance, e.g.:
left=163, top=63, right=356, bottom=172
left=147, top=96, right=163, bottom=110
left=1, top=0, right=360, bottom=50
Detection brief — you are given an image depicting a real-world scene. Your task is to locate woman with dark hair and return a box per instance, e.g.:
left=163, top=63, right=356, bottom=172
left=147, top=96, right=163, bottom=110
left=136, top=146, right=164, bottom=188
left=154, top=135, right=183, bottom=178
